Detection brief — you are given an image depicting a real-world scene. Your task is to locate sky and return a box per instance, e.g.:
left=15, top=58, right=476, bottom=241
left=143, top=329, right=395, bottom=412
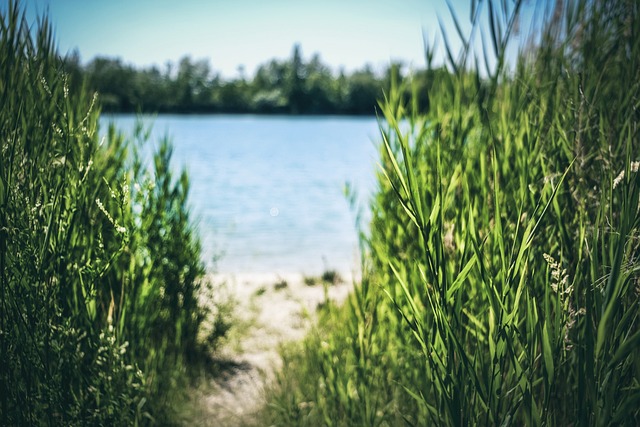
left=18, top=0, right=540, bottom=78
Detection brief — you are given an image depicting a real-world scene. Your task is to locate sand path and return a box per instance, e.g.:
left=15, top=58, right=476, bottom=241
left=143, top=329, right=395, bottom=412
left=186, top=272, right=352, bottom=426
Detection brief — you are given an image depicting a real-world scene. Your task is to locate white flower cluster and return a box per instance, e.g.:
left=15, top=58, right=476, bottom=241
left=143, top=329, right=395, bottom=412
left=95, top=198, right=127, bottom=234
left=543, top=253, right=569, bottom=293
left=613, top=161, right=640, bottom=189
left=543, top=252, right=586, bottom=350
left=40, top=76, right=52, bottom=96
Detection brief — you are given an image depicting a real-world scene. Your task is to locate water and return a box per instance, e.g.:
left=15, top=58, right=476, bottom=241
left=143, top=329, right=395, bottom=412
left=100, top=114, right=380, bottom=275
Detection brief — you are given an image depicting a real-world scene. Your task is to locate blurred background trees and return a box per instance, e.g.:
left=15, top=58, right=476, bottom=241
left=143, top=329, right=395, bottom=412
left=67, top=44, right=444, bottom=115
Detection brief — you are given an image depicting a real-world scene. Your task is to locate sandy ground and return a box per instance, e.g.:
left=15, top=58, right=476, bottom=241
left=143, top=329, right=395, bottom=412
left=186, top=271, right=353, bottom=426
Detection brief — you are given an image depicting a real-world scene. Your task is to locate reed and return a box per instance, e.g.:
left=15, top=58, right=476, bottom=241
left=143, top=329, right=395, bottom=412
left=0, top=2, right=225, bottom=424
left=262, top=0, right=640, bottom=425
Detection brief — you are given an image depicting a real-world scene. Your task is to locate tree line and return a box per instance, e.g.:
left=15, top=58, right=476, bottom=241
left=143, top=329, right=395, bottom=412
left=64, top=44, right=449, bottom=115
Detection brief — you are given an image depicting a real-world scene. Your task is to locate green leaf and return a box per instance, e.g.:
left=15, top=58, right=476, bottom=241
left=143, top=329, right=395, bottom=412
left=446, top=253, right=477, bottom=300
left=609, top=328, right=640, bottom=368
left=541, top=320, right=554, bottom=385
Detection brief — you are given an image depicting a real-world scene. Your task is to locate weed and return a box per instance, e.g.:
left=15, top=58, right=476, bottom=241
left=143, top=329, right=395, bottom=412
left=303, top=275, right=318, bottom=286
left=274, top=279, right=289, bottom=291
left=321, top=269, right=342, bottom=285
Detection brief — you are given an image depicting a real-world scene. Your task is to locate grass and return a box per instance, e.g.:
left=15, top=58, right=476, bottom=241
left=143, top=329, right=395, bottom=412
left=304, top=269, right=344, bottom=286
left=0, top=2, right=227, bottom=424
left=4, top=0, right=637, bottom=424
left=260, top=0, right=640, bottom=425
left=274, top=279, right=289, bottom=290
left=304, top=275, right=319, bottom=286
left=321, top=269, right=342, bottom=285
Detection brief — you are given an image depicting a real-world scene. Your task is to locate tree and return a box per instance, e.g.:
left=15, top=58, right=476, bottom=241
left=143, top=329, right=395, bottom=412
left=174, top=56, right=213, bottom=111
left=345, top=65, right=382, bottom=114
left=286, top=43, right=307, bottom=113
left=85, top=57, right=137, bottom=111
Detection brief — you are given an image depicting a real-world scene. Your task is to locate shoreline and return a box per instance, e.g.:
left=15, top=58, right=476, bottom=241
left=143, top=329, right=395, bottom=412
left=189, top=270, right=355, bottom=425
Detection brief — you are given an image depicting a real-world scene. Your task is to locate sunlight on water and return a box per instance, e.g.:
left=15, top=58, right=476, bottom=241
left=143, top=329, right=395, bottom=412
left=101, top=114, right=380, bottom=275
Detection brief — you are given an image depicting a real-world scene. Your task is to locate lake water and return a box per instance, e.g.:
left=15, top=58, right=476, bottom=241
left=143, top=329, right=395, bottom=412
left=100, top=115, right=381, bottom=276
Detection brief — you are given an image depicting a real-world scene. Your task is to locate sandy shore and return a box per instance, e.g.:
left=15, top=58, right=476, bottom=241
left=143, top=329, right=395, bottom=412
left=187, top=271, right=354, bottom=425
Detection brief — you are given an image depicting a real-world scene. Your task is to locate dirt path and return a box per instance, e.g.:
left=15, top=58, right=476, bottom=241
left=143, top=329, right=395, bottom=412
left=186, top=272, right=352, bottom=426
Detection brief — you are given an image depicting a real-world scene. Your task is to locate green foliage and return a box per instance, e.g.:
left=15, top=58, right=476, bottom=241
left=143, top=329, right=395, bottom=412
left=262, top=0, right=640, bottom=425
left=0, top=2, right=225, bottom=424
left=321, top=269, right=342, bottom=285
left=274, top=279, right=289, bottom=291
left=71, top=43, right=438, bottom=115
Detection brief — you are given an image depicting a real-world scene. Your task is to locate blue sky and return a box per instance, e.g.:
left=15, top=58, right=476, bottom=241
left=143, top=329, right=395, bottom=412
left=19, top=0, right=539, bottom=78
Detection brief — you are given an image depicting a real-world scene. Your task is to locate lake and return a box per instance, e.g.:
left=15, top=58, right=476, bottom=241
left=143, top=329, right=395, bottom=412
left=100, top=115, right=381, bottom=276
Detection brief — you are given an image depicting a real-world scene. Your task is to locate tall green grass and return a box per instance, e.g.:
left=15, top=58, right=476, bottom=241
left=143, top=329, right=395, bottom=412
left=262, top=0, right=640, bottom=425
left=0, top=2, right=226, bottom=424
